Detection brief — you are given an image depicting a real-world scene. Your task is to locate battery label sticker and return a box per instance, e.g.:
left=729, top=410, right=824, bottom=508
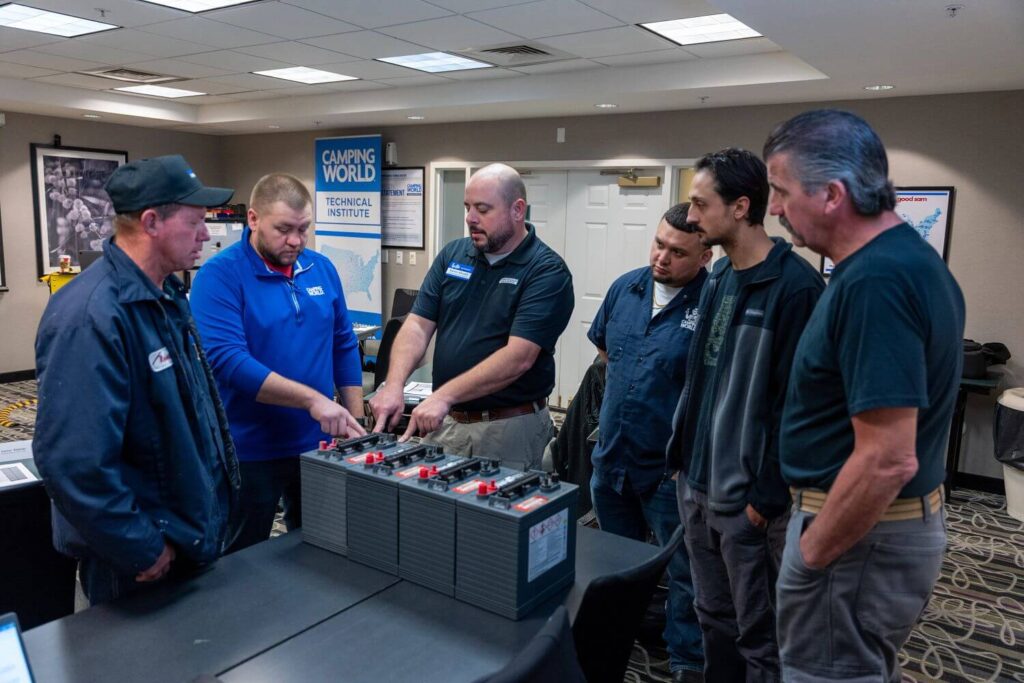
left=395, top=464, right=423, bottom=479
left=527, top=508, right=568, bottom=582
left=345, top=452, right=374, bottom=464
left=514, top=495, right=548, bottom=512
left=452, top=479, right=484, bottom=494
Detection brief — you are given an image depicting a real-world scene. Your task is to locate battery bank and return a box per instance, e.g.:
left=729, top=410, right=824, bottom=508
left=345, top=439, right=446, bottom=574
left=299, top=432, right=403, bottom=556
left=396, top=456, right=502, bottom=595
left=455, top=469, right=579, bottom=620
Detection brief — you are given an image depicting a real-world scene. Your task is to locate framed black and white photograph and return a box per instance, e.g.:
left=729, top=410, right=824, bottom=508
left=820, top=186, right=956, bottom=276
left=31, top=144, right=127, bottom=277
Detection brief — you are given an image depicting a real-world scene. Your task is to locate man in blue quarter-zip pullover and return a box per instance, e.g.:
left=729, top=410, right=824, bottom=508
left=34, top=154, right=240, bottom=605
left=667, top=149, right=823, bottom=682
left=191, top=173, right=365, bottom=552
left=588, top=202, right=710, bottom=682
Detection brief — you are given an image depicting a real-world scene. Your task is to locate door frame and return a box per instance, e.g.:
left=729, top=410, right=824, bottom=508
left=427, top=158, right=697, bottom=262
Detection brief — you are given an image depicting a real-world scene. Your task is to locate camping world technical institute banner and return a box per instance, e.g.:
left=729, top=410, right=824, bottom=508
left=314, top=134, right=383, bottom=328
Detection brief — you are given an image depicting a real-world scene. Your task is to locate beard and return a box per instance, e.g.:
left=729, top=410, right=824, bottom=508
left=779, top=215, right=805, bottom=243
left=255, top=232, right=300, bottom=267
left=474, top=222, right=515, bottom=253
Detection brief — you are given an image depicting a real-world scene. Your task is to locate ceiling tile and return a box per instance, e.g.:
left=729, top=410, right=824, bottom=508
left=509, top=58, right=599, bottom=74
left=33, top=73, right=122, bottom=90
left=439, top=66, right=522, bottom=80
left=170, top=78, right=247, bottom=95
left=137, top=17, right=280, bottom=50
left=188, top=73, right=296, bottom=90
left=123, top=58, right=233, bottom=79
left=279, top=0, right=452, bottom=29
left=79, top=29, right=212, bottom=58
left=322, top=79, right=390, bottom=91
left=426, top=0, right=535, bottom=12
left=378, top=16, right=523, bottom=50
left=0, top=50, right=107, bottom=72
left=302, top=31, right=430, bottom=60
left=178, top=94, right=244, bottom=104
left=573, top=0, right=719, bottom=24
left=374, top=74, right=452, bottom=86
left=204, top=2, right=360, bottom=40
left=539, top=26, right=673, bottom=58
left=177, top=50, right=294, bottom=73
left=592, top=49, right=697, bottom=67
left=0, top=61, right=58, bottom=78
left=235, top=41, right=358, bottom=66
left=681, top=37, right=782, bottom=59
left=226, top=89, right=303, bottom=101
left=468, top=0, right=622, bottom=40
left=0, top=27, right=66, bottom=52
left=31, top=41, right=152, bottom=66
left=313, top=59, right=412, bottom=79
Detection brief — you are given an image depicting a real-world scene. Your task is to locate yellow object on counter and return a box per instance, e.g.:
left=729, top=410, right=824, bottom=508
left=40, top=270, right=79, bottom=294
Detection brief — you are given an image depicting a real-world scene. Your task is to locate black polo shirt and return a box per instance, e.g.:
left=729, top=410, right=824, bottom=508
left=412, top=224, right=574, bottom=411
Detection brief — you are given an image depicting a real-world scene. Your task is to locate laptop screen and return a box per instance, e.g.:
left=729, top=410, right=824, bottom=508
left=0, top=615, right=34, bottom=683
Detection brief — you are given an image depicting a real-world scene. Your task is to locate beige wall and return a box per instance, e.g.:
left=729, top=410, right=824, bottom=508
left=0, top=112, right=226, bottom=376
left=2, top=91, right=1021, bottom=477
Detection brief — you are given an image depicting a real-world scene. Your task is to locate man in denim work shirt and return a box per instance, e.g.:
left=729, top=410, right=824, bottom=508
left=588, top=202, right=710, bottom=682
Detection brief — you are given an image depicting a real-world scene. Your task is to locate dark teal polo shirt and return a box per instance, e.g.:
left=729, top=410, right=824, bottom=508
left=412, top=224, right=574, bottom=411
left=780, top=225, right=965, bottom=497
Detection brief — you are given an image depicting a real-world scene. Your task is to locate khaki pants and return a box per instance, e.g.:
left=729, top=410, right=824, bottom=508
left=427, top=407, right=554, bottom=470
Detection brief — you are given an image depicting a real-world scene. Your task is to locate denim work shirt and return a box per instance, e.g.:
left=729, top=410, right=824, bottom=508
left=588, top=266, right=707, bottom=496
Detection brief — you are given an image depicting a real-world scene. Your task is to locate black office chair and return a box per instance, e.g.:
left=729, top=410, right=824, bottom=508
left=391, top=287, right=418, bottom=319
left=372, top=316, right=406, bottom=390
left=472, top=606, right=586, bottom=683
left=572, top=525, right=685, bottom=683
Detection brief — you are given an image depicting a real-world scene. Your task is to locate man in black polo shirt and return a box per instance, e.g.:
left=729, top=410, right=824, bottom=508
left=370, top=163, right=573, bottom=468
left=765, top=110, right=964, bottom=682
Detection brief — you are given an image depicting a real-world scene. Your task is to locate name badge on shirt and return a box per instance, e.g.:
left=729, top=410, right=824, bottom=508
left=445, top=262, right=474, bottom=281
left=149, top=347, right=174, bottom=373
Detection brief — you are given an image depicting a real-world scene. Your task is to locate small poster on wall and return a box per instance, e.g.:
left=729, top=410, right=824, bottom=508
left=821, top=186, right=955, bottom=276
left=382, top=167, right=425, bottom=249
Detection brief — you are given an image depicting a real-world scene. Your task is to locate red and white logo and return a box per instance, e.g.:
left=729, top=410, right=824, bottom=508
left=148, top=347, right=173, bottom=373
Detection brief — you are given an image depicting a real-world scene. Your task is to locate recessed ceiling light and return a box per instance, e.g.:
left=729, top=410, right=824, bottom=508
left=594, top=103, right=618, bottom=109
left=114, top=84, right=205, bottom=98
left=377, top=52, right=491, bottom=74
left=0, top=3, right=118, bottom=37
left=267, top=125, right=280, bottom=129
left=641, top=14, right=761, bottom=46
left=253, top=67, right=358, bottom=84
left=863, top=84, right=895, bottom=91
left=139, top=0, right=256, bottom=12
left=82, top=113, right=102, bottom=119
left=407, top=115, right=425, bottom=120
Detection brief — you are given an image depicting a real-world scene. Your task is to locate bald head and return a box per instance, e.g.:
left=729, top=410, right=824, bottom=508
left=470, top=163, right=527, bottom=209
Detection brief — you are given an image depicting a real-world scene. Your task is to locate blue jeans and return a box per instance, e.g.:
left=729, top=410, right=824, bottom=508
left=591, top=472, right=704, bottom=672
left=226, top=457, right=302, bottom=554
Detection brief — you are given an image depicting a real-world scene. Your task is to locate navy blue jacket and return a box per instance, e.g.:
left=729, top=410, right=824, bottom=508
left=588, top=266, right=707, bottom=496
left=34, top=237, right=240, bottom=575
left=666, top=239, right=823, bottom=519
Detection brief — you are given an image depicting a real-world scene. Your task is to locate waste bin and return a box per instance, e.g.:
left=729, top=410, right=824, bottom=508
left=995, top=388, right=1024, bottom=521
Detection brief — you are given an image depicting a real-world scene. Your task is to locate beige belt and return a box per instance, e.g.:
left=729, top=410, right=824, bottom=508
left=791, top=486, right=943, bottom=522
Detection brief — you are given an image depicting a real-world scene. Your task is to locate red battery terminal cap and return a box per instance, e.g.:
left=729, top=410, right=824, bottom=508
left=430, top=465, right=439, bottom=475
left=319, top=440, right=327, bottom=450
left=419, top=466, right=429, bottom=479
left=488, top=480, right=498, bottom=493
left=477, top=482, right=489, bottom=495
left=365, top=452, right=376, bottom=464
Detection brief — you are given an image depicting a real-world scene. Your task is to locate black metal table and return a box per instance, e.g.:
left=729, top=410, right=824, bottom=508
left=25, top=526, right=656, bottom=683
left=945, top=374, right=1001, bottom=497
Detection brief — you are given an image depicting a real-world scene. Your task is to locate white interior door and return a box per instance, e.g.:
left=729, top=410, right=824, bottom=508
left=523, top=172, right=569, bottom=407
left=559, top=172, right=669, bottom=406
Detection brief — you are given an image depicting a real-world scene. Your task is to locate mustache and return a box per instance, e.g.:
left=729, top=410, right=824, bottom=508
left=779, top=215, right=794, bottom=233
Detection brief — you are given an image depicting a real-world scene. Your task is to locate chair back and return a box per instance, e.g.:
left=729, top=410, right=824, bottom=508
left=472, top=606, right=585, bottom=683
left=572, top=525, right=685, bottom=683
left=391, top=288, right=418, bottom=320
left=373, top=317, right=405, bottom=389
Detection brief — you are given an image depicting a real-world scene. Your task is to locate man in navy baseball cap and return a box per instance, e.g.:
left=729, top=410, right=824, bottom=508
left=33, top=155, right=240, bottom=605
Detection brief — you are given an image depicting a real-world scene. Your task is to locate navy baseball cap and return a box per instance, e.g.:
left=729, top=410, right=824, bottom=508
left=104, top=154, right=234, bottom=213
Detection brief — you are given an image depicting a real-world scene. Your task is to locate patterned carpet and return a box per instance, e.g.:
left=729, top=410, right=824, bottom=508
left=5, top=381, right=1023, bottom=682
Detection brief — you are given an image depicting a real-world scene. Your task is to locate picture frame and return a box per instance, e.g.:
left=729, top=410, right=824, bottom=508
left=820, top=186, right=955, bottom=276
left=381, top=167, right=426, bottom=249
left=31, top=144, right=127, bottom=277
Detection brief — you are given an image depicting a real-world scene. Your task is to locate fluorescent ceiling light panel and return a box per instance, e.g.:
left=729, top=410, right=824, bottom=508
left=115, top=84, right=205, bottom=98
left=641, top=14, right=761, bottom=46
left=254, top=67, right=358, bottom=84
left=0, top=3, right=117, bottom=37
left=140, top=0, right=256, bottom=12
left=377, top=52, right=491, bottom=74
